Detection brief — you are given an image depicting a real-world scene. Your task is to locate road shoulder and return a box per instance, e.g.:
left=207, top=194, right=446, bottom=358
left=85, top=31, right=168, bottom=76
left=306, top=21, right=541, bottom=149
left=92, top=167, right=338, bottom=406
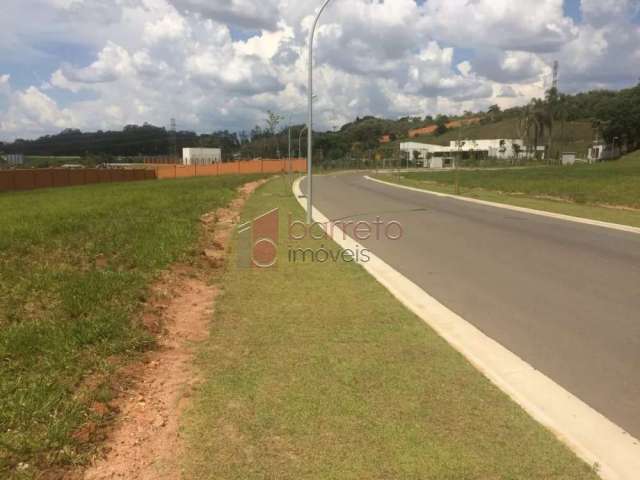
left=297, top=176, right=640, bottom=480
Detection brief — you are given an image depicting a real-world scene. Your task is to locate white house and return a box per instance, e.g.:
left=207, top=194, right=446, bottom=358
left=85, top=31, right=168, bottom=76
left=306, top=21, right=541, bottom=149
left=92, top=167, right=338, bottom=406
left=450, top=139, right=525, bottom=160
left=400, top=142, right=452, bottom=167
left=587, top=142, right=620, bottom=163
left=400, top=139, right=526, bottom=168
left=182, top=148, right=222, bottom=165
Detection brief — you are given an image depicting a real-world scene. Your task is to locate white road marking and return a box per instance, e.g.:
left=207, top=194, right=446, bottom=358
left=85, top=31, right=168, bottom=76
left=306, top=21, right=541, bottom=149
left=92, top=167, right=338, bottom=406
left=293, top=176, right=640, bottom=480
left=365, top=175, right=640, bottom=235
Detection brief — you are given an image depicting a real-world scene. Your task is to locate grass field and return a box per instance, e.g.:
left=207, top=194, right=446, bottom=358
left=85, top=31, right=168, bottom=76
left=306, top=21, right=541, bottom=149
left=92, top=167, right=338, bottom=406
left=375, top=151, right=640, bottom=227
left=181, top=178, right=598, bottom=479
left=0, top=175, right=263, bottom=478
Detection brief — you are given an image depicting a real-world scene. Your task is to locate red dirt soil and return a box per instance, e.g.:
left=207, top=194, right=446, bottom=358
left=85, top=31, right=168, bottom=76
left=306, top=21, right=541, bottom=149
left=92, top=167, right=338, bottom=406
left=78, top=179, right=268, bottom=480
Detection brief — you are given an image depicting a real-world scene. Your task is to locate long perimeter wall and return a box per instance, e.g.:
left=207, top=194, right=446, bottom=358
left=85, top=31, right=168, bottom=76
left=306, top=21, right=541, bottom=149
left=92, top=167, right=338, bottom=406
left=0, top=168, right=156, bottom=192
left=153, top=158, right=307, bottom=179
left=0, top=159, right=307, bottom=192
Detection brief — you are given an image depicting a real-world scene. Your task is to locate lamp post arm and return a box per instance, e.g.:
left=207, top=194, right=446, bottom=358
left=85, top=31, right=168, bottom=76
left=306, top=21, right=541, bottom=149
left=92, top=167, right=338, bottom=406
left=307, top=0, right=333, bottom=223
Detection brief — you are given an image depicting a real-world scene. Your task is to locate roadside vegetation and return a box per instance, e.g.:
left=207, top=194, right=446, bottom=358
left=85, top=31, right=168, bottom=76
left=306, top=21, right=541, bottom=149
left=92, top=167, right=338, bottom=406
left=0, top=175, right=262, bottom=478
left=406, top=117, right=594, bottom=160
left=375, top=150, right=640, bottom=227
left=182, top=178, right=598, bottom=479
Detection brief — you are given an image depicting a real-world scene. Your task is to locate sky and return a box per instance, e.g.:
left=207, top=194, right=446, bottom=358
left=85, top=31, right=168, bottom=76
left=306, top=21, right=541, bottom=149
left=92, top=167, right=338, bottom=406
left=0, top=0, right=639, bottom=141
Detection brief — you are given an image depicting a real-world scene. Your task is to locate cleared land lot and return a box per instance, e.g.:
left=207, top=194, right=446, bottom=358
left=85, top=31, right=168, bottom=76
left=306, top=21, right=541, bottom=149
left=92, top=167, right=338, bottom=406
left=0, top=175, right=262, bottom=478
left=378, top=150, right=640, bottom=227
left=181, top=179, right=598, bottom=479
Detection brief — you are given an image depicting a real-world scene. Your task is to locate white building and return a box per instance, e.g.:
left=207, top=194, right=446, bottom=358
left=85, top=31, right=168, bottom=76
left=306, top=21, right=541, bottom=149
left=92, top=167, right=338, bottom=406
left=182, top=148, right=222, bottom=165
left=452, top=139, right=525, bottom=160
left=1, top=153, right=24, bottom=166
left=587, top=142, right=620, bottom=163
left=400, top=139, right=527, bottom=168
left=561, top=152, right=578, bottom=165
left=400, top=142, right=453, bottom=168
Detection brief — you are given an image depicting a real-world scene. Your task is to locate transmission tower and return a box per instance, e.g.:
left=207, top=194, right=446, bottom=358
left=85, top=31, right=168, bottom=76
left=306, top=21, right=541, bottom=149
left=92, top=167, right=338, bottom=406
left=169, top=118, right=178, bottom=162
left=552, top=60, right=559, bottom=91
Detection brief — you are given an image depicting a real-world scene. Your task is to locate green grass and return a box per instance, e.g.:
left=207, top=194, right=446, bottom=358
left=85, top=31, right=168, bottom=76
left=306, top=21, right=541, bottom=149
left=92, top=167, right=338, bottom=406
left=374, top=151, right=640, bottom=227
left=0, top=174, right=264, bottom=478
left=182, top=178, right=598, bottom=479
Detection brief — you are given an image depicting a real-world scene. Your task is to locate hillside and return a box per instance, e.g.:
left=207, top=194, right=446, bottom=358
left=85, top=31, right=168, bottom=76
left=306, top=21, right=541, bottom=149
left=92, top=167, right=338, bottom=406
left=401, top=118, right=595, bottom=158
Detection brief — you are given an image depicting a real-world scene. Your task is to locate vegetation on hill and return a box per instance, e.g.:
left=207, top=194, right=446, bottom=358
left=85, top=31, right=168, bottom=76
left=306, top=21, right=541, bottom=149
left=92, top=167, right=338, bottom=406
left=408, top=117, right=595, bottom=159
left=1, top=125, right=242, bottom=162
left=2, top=83, right=639, bottom=164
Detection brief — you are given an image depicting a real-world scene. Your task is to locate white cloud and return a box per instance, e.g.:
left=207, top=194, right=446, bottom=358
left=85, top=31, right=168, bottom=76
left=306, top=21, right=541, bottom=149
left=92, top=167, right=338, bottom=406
left=168, top=0, right=280, bottom=30
left=0, top=81, right=76, bottom=139
left=473, top=50, right=550, bottom=84
left=581, top=0, right=639, bottom=27
left=421, top=0, right=578, bottom=53
left=144, top=14, right=188, bottom=44
left=0, top=0, right=639, bottom=141
left=554, top=1, right=640, bottom=91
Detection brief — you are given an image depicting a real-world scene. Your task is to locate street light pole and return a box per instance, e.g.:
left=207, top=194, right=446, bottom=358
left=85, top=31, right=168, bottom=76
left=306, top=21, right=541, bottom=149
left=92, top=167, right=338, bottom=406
left=307, top=0, right=333, bottom=224
left=288, top=115, right=292, bottom=180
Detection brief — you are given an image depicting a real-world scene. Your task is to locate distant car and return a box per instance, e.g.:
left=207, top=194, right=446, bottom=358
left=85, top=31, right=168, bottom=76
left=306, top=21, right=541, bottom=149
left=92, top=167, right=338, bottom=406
left=60, top=164, right=85, bottom=169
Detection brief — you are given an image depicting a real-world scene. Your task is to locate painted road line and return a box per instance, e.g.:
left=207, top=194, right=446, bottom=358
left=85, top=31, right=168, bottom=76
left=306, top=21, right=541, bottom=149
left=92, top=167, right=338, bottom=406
left=293, top=176, right=640, bottom=480
left=365, top=175, right=640, bottom=235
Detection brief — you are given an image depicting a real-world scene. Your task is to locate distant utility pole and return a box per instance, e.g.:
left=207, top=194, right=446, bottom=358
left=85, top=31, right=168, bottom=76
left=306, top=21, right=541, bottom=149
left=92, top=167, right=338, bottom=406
left=299, top=126, right=308, bottom=159
left=169, top=118, right=178, bottom=162
left=552, top=60, right=559, bottom=91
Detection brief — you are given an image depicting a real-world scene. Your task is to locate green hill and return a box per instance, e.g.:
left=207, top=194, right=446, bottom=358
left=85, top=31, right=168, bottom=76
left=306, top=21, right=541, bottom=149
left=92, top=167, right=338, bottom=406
left=403, top=118, right=595, bottom=158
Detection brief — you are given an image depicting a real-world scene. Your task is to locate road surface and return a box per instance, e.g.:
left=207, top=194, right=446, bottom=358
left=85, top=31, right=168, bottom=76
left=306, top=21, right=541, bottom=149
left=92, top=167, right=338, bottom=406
left=303, top=173, right=640, bottom=439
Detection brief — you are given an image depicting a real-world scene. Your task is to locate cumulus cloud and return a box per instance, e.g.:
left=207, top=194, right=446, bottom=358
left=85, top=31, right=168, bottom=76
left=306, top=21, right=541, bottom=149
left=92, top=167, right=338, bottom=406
left=581, top=0, right=640, bottom=27
left=473, top=50, right=549, bottom=84
left=0, top=0, right=639, bottom=141
left=421, top=0, right=578, bottom=53
left=167, top=0, right=280, bottom=30
left=497, top=85, right=519, bottom=98
left=554, top=0, right=640, bottom=91
left=0, top=79, right=76, bottom=139
left=58, top=42, right=134, bottom=85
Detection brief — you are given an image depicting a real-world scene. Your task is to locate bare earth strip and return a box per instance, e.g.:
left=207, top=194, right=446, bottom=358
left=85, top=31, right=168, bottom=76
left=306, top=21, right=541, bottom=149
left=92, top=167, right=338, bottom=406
left=78, top=179, right=268, bottom=480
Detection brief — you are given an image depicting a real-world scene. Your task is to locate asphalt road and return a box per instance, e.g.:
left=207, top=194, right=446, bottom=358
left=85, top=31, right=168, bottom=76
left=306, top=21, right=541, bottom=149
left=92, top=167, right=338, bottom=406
left=303, top=173, right=640, bottom=439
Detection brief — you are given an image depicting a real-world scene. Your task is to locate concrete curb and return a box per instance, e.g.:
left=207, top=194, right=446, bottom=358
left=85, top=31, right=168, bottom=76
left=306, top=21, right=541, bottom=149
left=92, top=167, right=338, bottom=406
left=365, top=175, right=640, bottom=235
left=293, top=176, right=640, bottom=480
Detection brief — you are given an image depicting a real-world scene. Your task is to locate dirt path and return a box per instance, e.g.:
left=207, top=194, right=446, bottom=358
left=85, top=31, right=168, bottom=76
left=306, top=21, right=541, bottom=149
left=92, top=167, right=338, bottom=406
left=80, top=179, right=268, bottom=480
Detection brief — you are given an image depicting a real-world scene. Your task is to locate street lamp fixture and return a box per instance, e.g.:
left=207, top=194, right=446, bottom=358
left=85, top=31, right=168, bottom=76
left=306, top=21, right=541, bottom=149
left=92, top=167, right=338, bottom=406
left=307, top=0, right=333, bottom=223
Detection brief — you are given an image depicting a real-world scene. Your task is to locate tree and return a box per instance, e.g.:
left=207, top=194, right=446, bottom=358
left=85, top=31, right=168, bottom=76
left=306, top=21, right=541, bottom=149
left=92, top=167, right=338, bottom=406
left=265, top=111, right=283, bottom=158
left=487, top=104, right=502, bottom=122
left=435, top=121, right=448, bottom=136
left=512, top=143, right=522, bottom=163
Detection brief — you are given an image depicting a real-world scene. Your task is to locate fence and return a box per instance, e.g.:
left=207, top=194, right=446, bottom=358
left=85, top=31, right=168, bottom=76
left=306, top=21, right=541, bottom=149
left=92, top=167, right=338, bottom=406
left=153, top=158, right=307, bottom=179
left=0, top=168, right=156, bottom=192
left=0, top=158, right=308, bottom=193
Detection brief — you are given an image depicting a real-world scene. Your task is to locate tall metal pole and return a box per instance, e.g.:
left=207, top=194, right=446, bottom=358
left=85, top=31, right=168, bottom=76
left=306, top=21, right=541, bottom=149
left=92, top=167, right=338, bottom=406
left=288, top=116, right=292, bottom=180
left=307, top=0, right=333, bottom=223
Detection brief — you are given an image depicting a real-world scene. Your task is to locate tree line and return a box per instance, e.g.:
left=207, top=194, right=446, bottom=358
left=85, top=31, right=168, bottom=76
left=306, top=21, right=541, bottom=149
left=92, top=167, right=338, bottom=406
left=2, top=83, right=638, bottom=164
